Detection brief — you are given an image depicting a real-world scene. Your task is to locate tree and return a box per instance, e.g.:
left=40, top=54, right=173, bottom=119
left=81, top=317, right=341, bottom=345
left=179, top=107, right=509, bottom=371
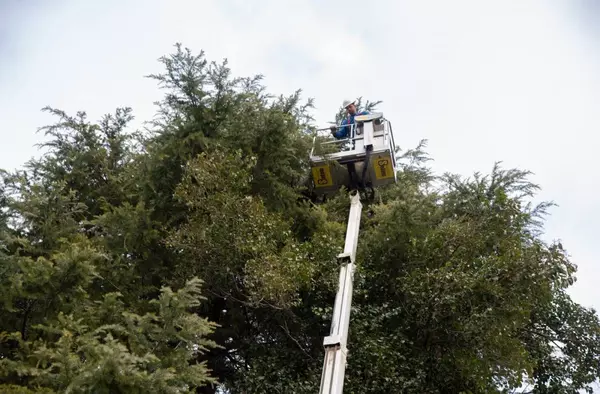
left=0, top=108, right=218, bottom=393
left=1, top=43, right=599, bottom=393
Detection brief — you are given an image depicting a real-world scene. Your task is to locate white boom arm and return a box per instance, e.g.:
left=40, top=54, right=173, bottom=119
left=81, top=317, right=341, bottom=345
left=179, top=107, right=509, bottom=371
left=319, top=192, right=362, bottom=394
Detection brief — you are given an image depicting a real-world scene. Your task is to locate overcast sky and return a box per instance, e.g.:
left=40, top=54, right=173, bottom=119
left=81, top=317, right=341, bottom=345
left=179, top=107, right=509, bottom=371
left=1, top=1, right=599, bottom=313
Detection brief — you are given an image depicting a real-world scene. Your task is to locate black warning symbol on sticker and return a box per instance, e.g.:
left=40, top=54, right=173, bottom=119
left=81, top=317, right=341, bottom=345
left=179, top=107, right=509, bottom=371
left=377, top=159, right=389, bottom=178
left=317, top=167, right=329, bottom=185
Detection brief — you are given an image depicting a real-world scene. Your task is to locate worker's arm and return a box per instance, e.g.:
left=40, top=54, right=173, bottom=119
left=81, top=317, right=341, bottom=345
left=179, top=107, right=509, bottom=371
left=330, top=119, right=350, bottom=139
left=329, top=111, right=370, bottom=138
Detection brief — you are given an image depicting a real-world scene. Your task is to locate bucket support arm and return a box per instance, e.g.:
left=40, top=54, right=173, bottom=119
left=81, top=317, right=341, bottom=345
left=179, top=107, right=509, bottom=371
left=319, top=192, right=362, bottom=394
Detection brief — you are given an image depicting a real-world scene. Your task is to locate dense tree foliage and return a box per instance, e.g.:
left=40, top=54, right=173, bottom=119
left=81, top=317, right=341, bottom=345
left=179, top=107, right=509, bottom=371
left=1, top=43, right=599, bottom=393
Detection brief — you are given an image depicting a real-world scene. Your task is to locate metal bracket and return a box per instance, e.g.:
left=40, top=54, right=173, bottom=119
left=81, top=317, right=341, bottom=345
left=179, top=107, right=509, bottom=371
left=323, top=335, right=342, bottom=348
left=336, top=252, right=352, bottom=266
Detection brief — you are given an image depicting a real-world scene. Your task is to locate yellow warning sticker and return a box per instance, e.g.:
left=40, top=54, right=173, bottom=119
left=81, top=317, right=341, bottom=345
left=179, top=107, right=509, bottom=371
left=312, top=165, right=333, bottom=187
left=374, top=155, right=394, bottom=179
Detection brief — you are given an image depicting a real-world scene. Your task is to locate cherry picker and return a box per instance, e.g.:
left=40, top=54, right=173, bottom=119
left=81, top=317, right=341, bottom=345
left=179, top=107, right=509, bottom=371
left=308, top=112, right=398, bottom=393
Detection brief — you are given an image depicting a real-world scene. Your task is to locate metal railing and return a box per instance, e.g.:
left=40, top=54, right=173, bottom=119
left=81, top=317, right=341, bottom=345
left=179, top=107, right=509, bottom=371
left=309, top=119, right=395, bottom=159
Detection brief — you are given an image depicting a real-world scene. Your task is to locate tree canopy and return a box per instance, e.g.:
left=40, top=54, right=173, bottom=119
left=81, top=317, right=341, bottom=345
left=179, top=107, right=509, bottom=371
left=1, top=43, right=599, bottom=393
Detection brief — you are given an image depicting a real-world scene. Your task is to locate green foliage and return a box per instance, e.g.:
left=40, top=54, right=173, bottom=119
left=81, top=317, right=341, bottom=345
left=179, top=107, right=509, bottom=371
left=1, top=43, right=599, bottom=393
left=32, top=106, right=137, bottom=217
left=0, top=278, right=217, bottom=393
left=168, top=149, right=343, bottom=309
left=0, top=384, right=56, bottom=393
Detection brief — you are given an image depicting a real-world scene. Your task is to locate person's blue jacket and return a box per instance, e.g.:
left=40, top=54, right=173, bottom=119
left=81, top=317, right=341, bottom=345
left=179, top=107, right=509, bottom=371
left=332, top=110, right=370, bottom=139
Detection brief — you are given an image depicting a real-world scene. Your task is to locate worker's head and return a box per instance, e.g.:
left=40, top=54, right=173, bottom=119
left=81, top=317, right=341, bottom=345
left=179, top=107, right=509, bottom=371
left=343, top=99, right=357, bottom=115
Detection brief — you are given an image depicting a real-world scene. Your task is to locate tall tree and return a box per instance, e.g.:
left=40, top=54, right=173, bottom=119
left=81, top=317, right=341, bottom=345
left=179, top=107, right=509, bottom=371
left=0, top=108, right=218, bottom=393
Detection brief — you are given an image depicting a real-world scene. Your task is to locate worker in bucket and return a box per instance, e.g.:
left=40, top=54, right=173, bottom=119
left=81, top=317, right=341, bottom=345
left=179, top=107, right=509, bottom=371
left=330, top=99, right=370, bottom=140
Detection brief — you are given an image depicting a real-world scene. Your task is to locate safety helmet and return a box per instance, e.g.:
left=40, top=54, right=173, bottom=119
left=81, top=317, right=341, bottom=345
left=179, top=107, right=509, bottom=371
left=342, top=99, right=355, bottom=109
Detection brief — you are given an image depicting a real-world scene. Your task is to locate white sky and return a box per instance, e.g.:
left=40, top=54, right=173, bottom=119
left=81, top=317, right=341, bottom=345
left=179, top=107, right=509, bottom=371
left=1, top=0, right=599, bottom=315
